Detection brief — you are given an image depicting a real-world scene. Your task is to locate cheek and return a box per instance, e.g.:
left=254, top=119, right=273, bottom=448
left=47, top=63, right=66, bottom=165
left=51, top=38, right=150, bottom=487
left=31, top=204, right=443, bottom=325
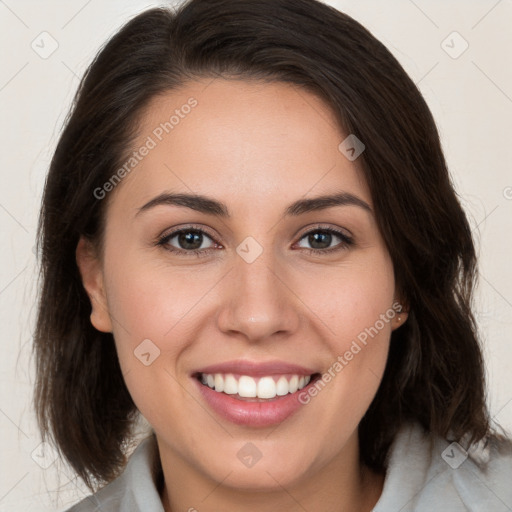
left=103, top=262, right=202, bottom=425
left=103, top=224, right=216, bottom=331
left=301, top=254, right=396, bottom=346
left=295, top=254, right=395, bottom=418
left=104, top=264, right=204, bottom=360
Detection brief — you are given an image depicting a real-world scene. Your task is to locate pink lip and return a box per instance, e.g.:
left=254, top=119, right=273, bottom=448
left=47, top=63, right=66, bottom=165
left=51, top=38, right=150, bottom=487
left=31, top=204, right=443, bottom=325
left=194, top=359, right=316, bottom=377
left=192, top=359, right=319, bottom=427
left=194, top=379, right=316, bottom=427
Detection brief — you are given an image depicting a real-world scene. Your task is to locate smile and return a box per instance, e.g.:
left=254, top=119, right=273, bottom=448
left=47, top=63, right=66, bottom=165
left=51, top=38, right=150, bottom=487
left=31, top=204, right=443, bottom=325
left=193, top=360, right=321, bottom=426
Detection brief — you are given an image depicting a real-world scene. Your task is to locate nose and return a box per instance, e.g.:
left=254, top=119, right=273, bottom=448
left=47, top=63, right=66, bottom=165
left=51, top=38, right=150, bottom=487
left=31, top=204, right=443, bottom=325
left=215, top=248, right=301, bottom=343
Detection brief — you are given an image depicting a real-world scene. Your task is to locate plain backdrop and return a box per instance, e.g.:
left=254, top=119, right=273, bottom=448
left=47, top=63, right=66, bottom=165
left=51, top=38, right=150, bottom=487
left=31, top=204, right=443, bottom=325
left=0, top=0, right=511, bottom=510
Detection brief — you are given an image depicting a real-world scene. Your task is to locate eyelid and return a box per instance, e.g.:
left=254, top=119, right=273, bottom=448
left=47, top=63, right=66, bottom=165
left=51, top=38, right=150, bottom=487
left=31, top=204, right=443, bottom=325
left=157, top=223, right=219, bottom=243
left=294, top=223, right=353, bottom=242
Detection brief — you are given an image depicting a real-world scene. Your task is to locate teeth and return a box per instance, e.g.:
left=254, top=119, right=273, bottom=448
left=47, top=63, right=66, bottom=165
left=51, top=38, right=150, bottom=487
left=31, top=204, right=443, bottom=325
left=276, top=376, right=289, bottom=396
left=257, top=377, right=276, bottom=399
left=200, top=373, right=312, bottom=399
left=214, top=373, right=224, bottom=392
left=224, top=374, right=238, bottom=395
left=288, top=375, right=299, bottom=393
left=238, top=376, right=257, bottom=397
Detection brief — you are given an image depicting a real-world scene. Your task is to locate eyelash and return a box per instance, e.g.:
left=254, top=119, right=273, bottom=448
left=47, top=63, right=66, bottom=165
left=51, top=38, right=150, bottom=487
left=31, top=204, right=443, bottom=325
left=156, top=224, right=354, bottom=258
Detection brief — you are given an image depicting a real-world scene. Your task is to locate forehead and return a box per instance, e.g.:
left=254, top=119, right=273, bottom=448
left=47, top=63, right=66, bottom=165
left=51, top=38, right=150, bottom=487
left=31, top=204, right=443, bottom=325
left=109, top=79, right=371, bottom=213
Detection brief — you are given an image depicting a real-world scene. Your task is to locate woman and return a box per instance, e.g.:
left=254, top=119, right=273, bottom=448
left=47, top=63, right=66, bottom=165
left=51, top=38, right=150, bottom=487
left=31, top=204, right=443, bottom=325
left=33, top=0, right=512, bottom=510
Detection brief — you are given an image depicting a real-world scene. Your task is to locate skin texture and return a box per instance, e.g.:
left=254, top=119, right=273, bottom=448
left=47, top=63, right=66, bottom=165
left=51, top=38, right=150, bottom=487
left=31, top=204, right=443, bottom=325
left=76, top=79, right=408, bottom=512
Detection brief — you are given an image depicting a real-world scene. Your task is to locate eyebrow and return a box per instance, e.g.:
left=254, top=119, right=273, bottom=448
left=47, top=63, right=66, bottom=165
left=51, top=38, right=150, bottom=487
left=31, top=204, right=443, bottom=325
left=136, top=191, right=372, bottom=218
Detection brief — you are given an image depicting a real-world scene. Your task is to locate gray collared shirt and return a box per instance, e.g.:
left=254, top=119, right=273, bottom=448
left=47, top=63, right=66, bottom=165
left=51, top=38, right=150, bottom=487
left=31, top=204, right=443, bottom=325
left=67, top=422, right=512, bottom=511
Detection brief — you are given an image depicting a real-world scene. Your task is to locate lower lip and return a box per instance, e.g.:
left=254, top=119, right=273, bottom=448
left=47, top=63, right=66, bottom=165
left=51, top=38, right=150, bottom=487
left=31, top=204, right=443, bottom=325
left=194, top=378, right=313, bottom=427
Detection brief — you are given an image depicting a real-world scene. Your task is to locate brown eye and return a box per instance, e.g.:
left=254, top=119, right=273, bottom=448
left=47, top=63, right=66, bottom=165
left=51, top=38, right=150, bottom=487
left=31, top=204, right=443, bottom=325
left=296, top=228, right=353, bottom=253
left=158, top=228, right=217, bottom=255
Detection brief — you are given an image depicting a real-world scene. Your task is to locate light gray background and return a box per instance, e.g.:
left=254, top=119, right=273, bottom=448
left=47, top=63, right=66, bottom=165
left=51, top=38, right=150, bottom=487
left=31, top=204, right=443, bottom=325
left=0, top=0, right=511, bottom=510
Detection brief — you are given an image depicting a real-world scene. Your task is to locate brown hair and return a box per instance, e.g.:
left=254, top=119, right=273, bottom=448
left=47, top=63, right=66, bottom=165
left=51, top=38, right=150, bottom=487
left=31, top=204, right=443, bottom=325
left=34, top=0, right=502, bottom=490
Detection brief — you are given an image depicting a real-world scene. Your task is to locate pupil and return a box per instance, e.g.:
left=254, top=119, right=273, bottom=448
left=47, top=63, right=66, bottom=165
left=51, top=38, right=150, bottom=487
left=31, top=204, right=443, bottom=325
left=179, top=231, right=202, bottom=250
left=310, top=232, right=331, bottom=249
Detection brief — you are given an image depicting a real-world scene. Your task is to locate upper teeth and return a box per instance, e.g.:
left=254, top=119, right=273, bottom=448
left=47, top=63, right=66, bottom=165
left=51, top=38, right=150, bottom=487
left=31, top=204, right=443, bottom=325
left=201, top=373, right=311, bottom=399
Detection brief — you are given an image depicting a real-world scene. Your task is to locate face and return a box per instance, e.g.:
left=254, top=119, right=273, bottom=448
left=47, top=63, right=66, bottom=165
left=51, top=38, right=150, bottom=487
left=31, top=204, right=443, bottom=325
left=78, top=78, right=406, bottom=491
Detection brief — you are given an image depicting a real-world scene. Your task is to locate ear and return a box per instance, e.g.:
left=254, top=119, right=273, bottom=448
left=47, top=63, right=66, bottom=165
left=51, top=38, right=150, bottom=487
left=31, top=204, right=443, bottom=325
left=76, top=236, right=113, bottom=333
left=391, top=296, right=409, bottom=331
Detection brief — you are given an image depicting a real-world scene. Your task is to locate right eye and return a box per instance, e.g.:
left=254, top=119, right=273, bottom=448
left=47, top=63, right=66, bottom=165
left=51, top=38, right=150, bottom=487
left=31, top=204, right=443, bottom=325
left=157, top=227, right=221, bottom=257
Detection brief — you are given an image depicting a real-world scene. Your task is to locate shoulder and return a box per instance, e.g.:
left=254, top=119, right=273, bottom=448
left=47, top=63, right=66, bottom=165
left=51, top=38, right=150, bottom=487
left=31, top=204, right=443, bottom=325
left=65, top=434, right=164, bottom=512
left=374, top=422, right=512, bottom=512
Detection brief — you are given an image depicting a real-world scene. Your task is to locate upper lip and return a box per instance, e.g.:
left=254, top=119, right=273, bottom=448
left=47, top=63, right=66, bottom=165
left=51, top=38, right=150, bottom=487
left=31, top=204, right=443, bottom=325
left=194, top=359, right=318, bottom=377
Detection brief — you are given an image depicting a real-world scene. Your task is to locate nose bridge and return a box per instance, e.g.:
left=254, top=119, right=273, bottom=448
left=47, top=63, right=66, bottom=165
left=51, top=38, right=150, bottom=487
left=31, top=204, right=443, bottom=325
left=216, top=240, right=299, bottom=341
left=236, top=249, right=279, bottom=316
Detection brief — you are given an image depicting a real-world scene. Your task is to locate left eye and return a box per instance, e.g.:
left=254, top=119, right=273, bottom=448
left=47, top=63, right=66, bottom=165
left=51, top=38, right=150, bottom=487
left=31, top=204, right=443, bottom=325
left=296, top=229, right=352, bottom=252
left=157, top=226, right=353, bottom=256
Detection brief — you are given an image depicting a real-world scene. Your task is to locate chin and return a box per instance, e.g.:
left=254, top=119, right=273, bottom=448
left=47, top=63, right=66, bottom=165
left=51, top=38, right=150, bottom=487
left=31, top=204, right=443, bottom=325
left=196, top=441, right=318, bottom=492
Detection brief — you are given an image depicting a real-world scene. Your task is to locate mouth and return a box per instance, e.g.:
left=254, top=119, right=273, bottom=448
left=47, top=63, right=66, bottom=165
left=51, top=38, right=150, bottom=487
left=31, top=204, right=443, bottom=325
left=191, top=360, right=321, bottom=426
